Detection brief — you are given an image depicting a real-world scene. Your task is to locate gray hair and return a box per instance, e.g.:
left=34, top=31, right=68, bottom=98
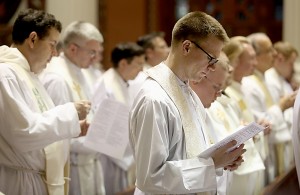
left=61, top=21, right=103, bottom=48
left=247, top=32, right=269, bottom=54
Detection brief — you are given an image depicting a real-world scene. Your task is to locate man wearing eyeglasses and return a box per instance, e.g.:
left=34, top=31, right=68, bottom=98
left=129, top=11, right=245, bottom=194
left=39, top=21, right=105, bottom=195
left=190, top=52, right=234, bottom=194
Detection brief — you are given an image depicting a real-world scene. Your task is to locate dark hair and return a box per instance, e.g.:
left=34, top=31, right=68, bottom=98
left=137, top=32, right=165, bottom=50
left=12, top=8, right=62, bottom=44
left=111, top=42, right=144, bottom=68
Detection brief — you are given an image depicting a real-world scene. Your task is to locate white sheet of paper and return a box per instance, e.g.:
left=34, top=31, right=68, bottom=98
left=83, top=98, right=129, bottom=160
left=199, top=122, right=264, bottom=158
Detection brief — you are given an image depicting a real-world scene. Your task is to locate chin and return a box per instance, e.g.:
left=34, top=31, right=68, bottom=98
left=204, top=102, right=211, bottom=108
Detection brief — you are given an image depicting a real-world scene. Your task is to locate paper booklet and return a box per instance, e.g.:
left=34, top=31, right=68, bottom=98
left=83, top=98, right=129, bottom=160
left=199, top=122, right=265, bottom=158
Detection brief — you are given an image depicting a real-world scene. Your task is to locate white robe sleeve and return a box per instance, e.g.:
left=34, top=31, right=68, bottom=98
left=0, top=68, right=80, bottom=153
left=40, top=72, right=73, bottom=105
left=241, top=80, right=290, bottom=142
left=130, top=97, right=217, bottom=193
left=41, top=69, right=98, bottom=155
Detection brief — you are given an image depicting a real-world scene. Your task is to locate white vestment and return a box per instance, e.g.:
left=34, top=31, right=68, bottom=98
left=128, top=63, right=150, bottom=105
left=292, top=90, right=300, bottom=188
left=265, top=67, right=294, bottom=132
left=241, top=70, right=291, bottom=144
left=40, top=53, right=105, bottom=195
left=129, top=63, right=219, bottom=194
left=93, top=68, right=135, bottom=194
left=241, top=70, right=292, bottom=181
left=81, top=63, right=103, bottom=94
left=0, top=46, right=80, bottom=195
left=226, top=81, right=268, bottom=161
left=208, top=93, right=265, bottom=195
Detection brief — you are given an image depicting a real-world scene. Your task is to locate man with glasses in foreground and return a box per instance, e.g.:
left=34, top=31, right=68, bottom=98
left=39, top=21, right=105, bottom=195
left=129, top=11, right=245, bottom=194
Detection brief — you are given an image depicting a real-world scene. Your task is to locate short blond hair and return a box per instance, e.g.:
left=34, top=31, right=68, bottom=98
left=171, top=11, right=229, bottom=46
left=274, top=41, right=298, bottom=59
left=222, top=36, right=251, bottom=64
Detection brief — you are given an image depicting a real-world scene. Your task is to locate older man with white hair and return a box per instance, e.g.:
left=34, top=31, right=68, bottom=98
left=40, top=21, right=105, bottom=195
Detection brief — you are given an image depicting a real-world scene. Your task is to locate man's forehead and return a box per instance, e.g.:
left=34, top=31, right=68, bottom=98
left=47, top=28, right=60, bottom=40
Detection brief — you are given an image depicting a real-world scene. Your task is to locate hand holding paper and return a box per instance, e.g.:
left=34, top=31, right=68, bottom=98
left=199, top=122, right=265, bottom=170
left=211, top=140, right=246, bottom=170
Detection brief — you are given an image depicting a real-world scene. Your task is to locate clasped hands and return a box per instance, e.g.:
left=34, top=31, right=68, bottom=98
left=74, top=100, right=91, bottom=137
left=211, top=140, right=246, bottom=171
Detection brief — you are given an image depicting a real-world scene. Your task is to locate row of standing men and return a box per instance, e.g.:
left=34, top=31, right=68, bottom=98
left=0, top=8, right=299, bottom=195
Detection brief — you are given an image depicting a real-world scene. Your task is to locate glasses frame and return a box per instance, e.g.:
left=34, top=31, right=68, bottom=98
left=190, top=40, right=219, bottom=66
left=73, top=43, right=97, bottom=58
left=204, top=75, right=223, bottom=95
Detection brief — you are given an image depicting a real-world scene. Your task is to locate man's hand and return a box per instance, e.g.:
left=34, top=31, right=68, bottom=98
left=279, top=91, right=297, bottom=111
left=78, top=119, right=89, bottom=137
left=74, top=100, right=91, bottom=120
left=211, top=140, right=246, bottom=170
left=257, top=118, right=271, bottom=136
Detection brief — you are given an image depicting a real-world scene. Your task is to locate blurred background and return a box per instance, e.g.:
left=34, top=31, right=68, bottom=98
left=0, top=0, right=299, bottom=71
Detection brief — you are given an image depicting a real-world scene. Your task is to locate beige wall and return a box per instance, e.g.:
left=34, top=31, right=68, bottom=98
left=283, top=0, right=300, bottom=82
left=46, top=0, right=99, bottom=29
left=46, top=0, right=147, bottom=69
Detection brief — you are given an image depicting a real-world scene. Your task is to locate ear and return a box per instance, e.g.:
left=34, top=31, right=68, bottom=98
left=182, top=40, right=191, bottom=54
left=145, top=48, right=153, bottom=58
left=69, top=43, right=78, bottom=53
left=28, top=32, right=38, bottom=48
left=118, top=58, right=128, bottom=69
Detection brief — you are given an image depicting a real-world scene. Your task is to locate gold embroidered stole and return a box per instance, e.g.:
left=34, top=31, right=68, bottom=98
left=10, top=64, right=68, bottom=195
left=147, top=64, right=207, bottom=158
left=225, top=86, right=247, bottom=112
left=248, top=72, right=273, bottom=162
left=251, top=72, right=288, bottom=175
left=225, top=85, right=255, bottom=123
left=48, top=55, right=89, bottom=101
left=249, top=72, right=274, bottom=108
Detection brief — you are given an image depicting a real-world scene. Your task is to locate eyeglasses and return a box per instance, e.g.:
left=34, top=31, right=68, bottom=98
left=73, top=43, right=97, bottom=58
left=204, top=75, right=223, bottom=95
left=190, top=40, right=218, bottom=66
